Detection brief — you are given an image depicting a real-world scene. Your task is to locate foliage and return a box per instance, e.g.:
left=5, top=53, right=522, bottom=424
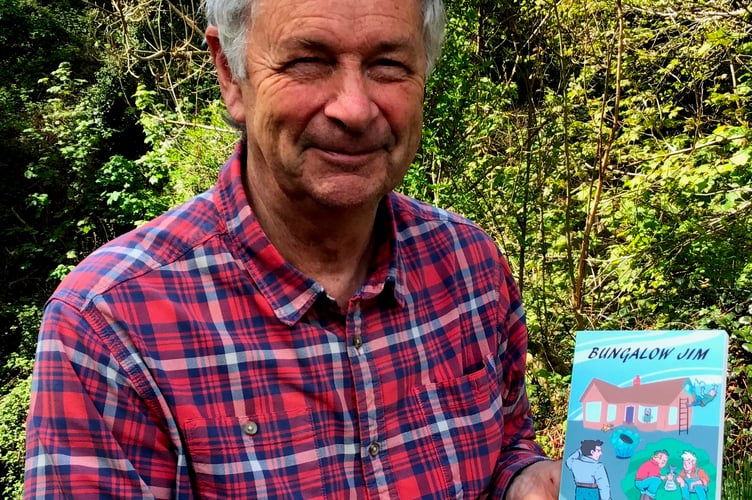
left=131, top=86, right=238, bottom=205
left=722, top=456, right=752, bottom=499
left=415, top=0, right=752, bottom=468
left=0, top=376, right=30, bottom=500
left=0, top=303, right=39, bottom=498
left=0, top=0, right=96, bottom=309
left=526, top=364, right=570, bottom=459
left=20, top=60, right=158, bottom=279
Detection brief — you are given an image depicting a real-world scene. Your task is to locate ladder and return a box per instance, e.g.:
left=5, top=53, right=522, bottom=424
left=678, top=398, right=689, bottom=434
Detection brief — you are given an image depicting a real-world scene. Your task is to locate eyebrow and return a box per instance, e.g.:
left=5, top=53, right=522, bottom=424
left=279, top=38, right=329, bottom=53
left=278, top=37, right=416, bottom=56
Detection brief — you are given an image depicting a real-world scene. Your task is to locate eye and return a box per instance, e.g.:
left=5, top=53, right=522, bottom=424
left=289, top=56, right=326, bottom=66
left=375, top=58, right=404, bottom=67
left=283, top=57, right=326, bottom=70
left=282, top=57, right=333, bottom=79
left=368, top=59, right=412, bottom=81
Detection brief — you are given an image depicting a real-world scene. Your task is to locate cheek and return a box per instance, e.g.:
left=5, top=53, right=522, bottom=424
left=378, top=84, right=424, bottom=132
left=255, top=83, right=324, bottom=132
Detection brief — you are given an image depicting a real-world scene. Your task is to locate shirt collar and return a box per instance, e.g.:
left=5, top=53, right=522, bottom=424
left=214, top=143, right=406, bottom=325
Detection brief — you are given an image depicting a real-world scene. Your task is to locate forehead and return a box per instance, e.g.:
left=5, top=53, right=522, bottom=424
left=251, top=0, right=424, bottom=49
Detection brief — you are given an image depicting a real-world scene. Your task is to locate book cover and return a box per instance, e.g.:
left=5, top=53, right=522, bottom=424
left=558, top=330, right=728, bottom=500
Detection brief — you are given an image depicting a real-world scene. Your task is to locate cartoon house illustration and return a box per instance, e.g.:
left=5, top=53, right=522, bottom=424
left=579, top=377, right=693, bottom=433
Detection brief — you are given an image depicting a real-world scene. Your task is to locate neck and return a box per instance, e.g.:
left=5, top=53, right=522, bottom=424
left=246, top=181, right=380, bottom=308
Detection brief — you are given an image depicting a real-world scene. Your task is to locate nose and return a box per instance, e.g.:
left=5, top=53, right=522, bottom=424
left=323, top=68, right=379, bottom=133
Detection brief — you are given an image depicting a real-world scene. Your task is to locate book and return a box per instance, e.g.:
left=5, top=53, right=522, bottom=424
left=558, top=330, right=728, bottom=500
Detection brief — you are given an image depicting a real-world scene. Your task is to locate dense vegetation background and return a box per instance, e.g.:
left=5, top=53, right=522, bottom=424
left=1, top=0, right=751, bottom=497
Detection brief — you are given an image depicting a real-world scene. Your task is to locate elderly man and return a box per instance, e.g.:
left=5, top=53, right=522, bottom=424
left=24, top=0, right=560, bottom=498
left=677, top=451, right=710, bottom=500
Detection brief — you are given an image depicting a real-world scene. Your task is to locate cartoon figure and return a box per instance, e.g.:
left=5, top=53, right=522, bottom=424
left=683, top=379, right=718, bottom=407
left=643, top=407, right=652, bottom=423
left=677, top=450, right=710, bottom=500
left=566, top=439, right=611, bottom=500
left=634, top=450, right=672, bottom=499
left=690, top=385, right=717, bottom=407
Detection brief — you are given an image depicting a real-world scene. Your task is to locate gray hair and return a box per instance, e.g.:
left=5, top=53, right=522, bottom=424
left=204, top=0, right=446, bottom=78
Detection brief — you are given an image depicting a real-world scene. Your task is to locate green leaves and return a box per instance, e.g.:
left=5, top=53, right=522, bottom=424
left=426, top=0, right=752, bottom=465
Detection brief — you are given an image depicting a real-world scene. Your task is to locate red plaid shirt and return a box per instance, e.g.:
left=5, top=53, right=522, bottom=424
left=25, top=145, right=547, bottom=499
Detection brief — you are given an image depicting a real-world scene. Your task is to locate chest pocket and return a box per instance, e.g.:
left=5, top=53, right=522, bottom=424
left=184, top=408, right=326, bottom=499
left=414, top=353, right=504, bottom=499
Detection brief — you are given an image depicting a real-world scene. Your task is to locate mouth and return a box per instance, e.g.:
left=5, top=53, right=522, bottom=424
left=308, top=145, right=385, bottom=169
left=317, top=147, right=381, bottom=157
left=303, top=132, right=393, bottom=155
left=309, top=139, right=386, bottom=154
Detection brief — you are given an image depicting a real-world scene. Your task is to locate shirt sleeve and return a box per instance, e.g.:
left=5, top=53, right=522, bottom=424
left=488, top=258, right=552, bottom=498
left=565, top=450, right=580, bottom=471
left=24, top=298, right=180, bottom=499
left=595, top=463, right=611, bottom=499
left=698, top=469, right=710, bottom=486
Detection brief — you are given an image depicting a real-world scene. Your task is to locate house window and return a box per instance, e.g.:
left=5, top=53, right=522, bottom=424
left=606, top=404, right=617, bottom=422
left=638, top=405, right=659, bottom=423
left=585, top=401, right=602, bottom=422
left=668, top=406, right=678, bottom=425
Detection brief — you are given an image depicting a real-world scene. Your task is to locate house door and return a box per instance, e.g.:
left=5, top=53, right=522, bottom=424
left=625, top=406, right=635, bottom=424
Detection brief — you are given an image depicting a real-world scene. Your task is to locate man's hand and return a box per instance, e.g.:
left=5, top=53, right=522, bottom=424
left=505, top=459, right=562, bottom=500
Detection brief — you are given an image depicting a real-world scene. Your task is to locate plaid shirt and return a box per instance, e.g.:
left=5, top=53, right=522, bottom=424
left=25, top=144, right=547, bottom=499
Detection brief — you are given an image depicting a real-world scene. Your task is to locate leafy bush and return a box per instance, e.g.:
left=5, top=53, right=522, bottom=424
left=0, top=376, right=31, bottom=500
left=722, top=457, right=752, bottom=500
left=0, top=304, right=40, bottom=499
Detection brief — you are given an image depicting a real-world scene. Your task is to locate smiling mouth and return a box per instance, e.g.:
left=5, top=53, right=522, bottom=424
left=309, top=146, right=385, bottom=168
left=312, top=142, right=385, bottom=155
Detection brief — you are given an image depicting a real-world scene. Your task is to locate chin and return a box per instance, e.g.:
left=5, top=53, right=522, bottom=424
left=313, top=194, right=379, bottom=211
left=312, top=189, right=384, bottom=212
left=309, top=176, right=392, bottom=210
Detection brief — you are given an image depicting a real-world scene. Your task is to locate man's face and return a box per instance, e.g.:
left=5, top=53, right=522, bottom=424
left=591, top=446, right=602, bottom=461
left=655, top=453, right=668, bottom=467
left=683, top=457, right=694, bottom=472
left=229, top=0, right=427, bottom=211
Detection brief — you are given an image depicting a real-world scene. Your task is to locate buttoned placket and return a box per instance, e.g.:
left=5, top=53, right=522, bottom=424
left=346, top=299, right=395, bottom=498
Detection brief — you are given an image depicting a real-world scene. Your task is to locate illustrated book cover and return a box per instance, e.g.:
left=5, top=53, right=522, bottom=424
left=558, top=330, right=728, bottom=500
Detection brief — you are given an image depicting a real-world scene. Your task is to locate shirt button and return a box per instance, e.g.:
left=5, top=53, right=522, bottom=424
left=242, top=421, right=258, bottom=436
left=367, top=441, right=381, bottom=457
left=353, top=335, right=363, bottom=349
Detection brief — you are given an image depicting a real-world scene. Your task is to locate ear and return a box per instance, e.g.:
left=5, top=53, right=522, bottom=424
left=206, top=26, right=247, bottom=124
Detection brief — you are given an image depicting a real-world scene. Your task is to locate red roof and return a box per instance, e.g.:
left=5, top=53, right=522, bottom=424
left=580, top=378, right=689, bottom=405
